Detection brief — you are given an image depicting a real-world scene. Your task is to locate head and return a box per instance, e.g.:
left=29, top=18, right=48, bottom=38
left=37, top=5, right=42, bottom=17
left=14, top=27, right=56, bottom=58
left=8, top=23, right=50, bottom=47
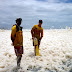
left=39, top=20, right=43, bottom=27
left=16, top=18, right=22, bottom=26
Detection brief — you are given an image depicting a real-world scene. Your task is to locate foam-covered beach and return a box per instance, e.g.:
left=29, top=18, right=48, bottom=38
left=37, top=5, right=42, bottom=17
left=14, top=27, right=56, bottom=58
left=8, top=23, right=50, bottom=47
left=0, top=29, right=72, bottom=72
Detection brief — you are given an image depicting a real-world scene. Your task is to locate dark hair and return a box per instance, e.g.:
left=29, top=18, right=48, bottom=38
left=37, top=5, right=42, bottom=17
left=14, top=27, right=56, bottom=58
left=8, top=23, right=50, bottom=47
left=16, top=18, right=22, bottom=23
left=39, top=20, right=43, bottom=23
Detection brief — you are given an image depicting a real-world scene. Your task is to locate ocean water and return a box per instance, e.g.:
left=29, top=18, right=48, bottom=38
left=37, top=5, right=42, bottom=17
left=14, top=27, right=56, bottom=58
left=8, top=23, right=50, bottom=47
left=0, top=21, right=72, bottom=30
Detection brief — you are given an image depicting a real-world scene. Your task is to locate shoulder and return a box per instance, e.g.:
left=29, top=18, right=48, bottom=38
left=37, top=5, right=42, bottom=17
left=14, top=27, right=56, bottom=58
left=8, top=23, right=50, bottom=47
left=40, top=26, right=43, bottom=30
left=34, top=25, right=37, bottom=27
left=40, top=27, right=43, bottom=31
left=12, top=25, right=16, bottom=30
left=41, top=27, right=43, bottom=30
left=32, top=25, right=37, bottom=28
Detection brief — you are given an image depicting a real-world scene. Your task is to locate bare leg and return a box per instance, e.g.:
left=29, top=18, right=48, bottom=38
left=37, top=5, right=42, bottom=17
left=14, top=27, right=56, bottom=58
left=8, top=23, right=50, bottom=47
left=17, top=55, right=22, bottom=68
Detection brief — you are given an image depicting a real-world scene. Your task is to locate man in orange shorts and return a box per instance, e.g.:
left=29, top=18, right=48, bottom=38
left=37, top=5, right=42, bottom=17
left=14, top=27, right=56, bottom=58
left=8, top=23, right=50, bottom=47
left=11, top=18, right=23, bottom=69
left=31, top=20, right=43, bottom=55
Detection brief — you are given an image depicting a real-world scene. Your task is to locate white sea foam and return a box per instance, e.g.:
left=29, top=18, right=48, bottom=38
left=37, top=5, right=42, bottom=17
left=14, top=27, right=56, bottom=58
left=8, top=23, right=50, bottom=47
left=0, top=29, right=72, bottom=72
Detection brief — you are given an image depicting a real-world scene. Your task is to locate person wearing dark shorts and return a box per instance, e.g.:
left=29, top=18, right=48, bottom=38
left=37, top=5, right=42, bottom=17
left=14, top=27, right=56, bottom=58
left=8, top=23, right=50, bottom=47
left=11, top=18, right=23, bottom=69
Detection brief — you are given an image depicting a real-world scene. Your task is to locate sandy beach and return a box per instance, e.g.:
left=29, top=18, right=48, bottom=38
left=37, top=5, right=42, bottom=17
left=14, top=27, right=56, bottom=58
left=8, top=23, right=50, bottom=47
left=0, top=29, right=72, bottom=72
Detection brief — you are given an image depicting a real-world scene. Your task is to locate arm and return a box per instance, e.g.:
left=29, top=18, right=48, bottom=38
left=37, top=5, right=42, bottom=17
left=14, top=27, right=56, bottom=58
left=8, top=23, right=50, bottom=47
left=31, top=29, right=34, bottom=38
left=11, top=26, right=16, bottom=43
left=31, top=25, right=35, bottom=39
left=40, top=28, right=43, bottom=40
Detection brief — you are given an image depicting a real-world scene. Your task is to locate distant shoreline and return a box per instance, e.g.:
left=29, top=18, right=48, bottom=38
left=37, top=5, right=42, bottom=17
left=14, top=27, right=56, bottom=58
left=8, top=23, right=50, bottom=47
left=0, top=27, right=72, bottom=30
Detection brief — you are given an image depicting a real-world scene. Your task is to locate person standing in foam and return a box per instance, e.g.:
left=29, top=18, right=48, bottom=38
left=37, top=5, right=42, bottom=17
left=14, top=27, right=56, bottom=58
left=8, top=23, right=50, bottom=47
left=31, top=20, right=43, bottom=56
left=11, top=18, right=24, bottom=69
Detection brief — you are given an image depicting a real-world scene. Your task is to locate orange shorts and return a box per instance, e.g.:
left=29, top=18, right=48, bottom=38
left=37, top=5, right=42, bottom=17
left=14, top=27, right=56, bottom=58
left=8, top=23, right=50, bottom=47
left=14, top=46, right=23, bottom=56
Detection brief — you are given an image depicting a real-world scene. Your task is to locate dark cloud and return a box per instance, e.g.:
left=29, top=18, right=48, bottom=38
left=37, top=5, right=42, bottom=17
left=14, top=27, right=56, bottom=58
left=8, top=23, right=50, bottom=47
left=0, top=0, right=72, bottom=29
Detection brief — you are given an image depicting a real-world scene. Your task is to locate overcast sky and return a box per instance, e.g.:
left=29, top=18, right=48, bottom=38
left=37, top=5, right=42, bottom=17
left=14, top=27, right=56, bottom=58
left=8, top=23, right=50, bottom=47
left=0, top=0, right=72, bottom=29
